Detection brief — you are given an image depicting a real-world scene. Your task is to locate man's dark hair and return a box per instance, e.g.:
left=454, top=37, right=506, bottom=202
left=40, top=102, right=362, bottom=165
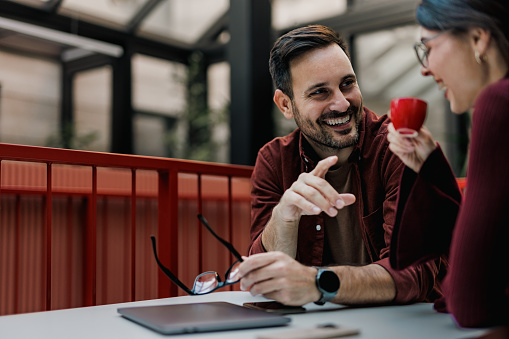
left=269, top=25, right=350, bottom=99
left=416, top=0, right=509, bottom=66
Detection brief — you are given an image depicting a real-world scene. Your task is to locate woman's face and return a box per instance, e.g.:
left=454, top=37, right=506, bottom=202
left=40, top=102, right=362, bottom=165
left=419, top=27, right=483, bottom=113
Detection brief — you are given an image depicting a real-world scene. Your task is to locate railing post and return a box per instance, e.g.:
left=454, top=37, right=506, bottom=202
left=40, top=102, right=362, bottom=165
left=157, top=170, right=179, bottom=298
left=84, top=166, right=97, bottom=306
left=44, top=163, right=52, bottom=311
left=130, top=169, right=136, bottom=301
left=197, top=175, right=203, bottom=274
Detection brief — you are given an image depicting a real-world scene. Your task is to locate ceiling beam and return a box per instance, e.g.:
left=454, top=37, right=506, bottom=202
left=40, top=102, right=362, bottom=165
left=0, top=0, right=192, bottom=63
left=125, top=0, right=164, bottom=34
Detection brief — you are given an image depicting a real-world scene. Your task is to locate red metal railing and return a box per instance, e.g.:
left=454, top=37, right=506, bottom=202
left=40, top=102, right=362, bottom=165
left=0, top=143, right=253, bottom=315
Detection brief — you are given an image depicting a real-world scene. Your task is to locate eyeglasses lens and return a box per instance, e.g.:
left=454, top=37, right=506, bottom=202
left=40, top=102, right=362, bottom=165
left=414, top=43, right=428, bottom=67
left=191, top=261, right=242, bottom=294
left=226, top=261, right=241, bottom=283
left=193, top=272, right=220, bottom=294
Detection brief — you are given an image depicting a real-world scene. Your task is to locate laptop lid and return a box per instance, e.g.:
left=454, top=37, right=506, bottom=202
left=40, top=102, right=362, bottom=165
left=117, top=301, right=291, bottom=335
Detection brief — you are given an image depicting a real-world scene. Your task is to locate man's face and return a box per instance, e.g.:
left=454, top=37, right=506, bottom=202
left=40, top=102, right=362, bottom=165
left=288, top=44, right=363, bottom=150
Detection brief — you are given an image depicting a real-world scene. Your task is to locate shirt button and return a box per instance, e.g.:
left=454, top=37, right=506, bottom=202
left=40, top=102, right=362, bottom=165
left=316, top=225, right=321, bottom=231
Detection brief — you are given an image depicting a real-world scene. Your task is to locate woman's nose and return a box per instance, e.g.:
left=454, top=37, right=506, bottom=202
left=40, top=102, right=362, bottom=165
left=420, top=65, right=432, bottom=77
left=330, top=90, right=350, bottom=112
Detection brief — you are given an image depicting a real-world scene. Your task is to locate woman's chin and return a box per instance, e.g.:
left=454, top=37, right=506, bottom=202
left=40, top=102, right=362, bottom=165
left=449, top=98, right=470, bottom=114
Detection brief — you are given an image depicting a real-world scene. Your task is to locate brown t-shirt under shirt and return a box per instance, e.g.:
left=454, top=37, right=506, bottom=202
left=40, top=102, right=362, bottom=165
left=323, top=164, right=369, bottom=266
left=304, top=137, right=370, bottom=266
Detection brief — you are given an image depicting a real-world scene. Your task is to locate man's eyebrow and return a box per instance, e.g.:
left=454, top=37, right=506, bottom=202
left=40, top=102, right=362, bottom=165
left=344, top=73, right=357, bottom=81
left=305, top=82, right=328, bottom=94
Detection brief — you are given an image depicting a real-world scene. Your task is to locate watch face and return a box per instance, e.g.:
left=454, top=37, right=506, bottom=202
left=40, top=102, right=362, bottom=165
left=319, top=270, right=340, bottom=292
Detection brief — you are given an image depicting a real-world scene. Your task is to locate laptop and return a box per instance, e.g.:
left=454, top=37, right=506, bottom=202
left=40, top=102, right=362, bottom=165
left=117, top=301, right=291, bottom=335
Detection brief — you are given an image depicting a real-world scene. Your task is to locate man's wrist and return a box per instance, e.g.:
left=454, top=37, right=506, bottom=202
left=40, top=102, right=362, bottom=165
left=313, top=267, right=340, bottom=305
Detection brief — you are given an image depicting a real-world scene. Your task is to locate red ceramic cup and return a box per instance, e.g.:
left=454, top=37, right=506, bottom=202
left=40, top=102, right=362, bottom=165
left=390, top=97, right=427, bottom=137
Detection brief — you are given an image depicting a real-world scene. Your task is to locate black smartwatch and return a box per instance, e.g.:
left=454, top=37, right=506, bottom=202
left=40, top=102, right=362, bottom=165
left=314, top=267, right=340, bottom=305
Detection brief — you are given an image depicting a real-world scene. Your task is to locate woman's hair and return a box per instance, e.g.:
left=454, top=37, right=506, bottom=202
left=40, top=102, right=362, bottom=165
left=269, top=25, right=349, bottom=99
left=416, top=0, right=509, bottom=66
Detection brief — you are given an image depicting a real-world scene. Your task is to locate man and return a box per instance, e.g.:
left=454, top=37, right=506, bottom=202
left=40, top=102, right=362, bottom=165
left=237, top=25, right=446, bottom=306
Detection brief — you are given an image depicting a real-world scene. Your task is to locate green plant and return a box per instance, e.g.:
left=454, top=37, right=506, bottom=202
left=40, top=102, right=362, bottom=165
left=165, top=51, right=228, bottom=162
left=46, top=123, right=99, bottom=150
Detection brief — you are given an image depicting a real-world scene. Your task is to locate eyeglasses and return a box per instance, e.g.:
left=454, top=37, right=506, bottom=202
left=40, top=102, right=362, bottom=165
left=150, top=214, right=243, bottom=295
left=413, top=30, right=449, bottom=68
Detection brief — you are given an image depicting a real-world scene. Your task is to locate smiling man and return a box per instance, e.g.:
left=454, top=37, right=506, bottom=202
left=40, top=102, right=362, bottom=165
left=238, top=25, right=447, bottom=306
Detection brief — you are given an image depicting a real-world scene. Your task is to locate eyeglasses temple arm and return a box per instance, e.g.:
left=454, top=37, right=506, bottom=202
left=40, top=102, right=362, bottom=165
left=150, top=236, right=196, bottom=295
left=197, top=214, right=243, bottom=262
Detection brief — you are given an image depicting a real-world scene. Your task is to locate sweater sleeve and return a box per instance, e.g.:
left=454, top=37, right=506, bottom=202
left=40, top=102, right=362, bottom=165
left=372, top=138, right=447, bottom=303
left=444, top=80, right=509, bottom=328
left=390, top=146, right=462, bottom=270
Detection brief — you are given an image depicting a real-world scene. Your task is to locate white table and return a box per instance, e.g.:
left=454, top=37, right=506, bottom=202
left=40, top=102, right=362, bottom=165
left=0, top=291, right=491, bottom=339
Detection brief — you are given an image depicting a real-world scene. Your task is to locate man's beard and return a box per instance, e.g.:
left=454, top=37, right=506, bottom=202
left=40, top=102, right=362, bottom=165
left=292, top=102, right=362, bottom=151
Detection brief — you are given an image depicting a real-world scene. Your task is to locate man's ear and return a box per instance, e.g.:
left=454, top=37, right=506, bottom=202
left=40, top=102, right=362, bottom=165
left=273, top=89, right=294, bottom=120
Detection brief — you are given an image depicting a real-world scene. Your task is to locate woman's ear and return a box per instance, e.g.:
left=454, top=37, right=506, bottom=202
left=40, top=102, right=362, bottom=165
left=470, top=27, right=491, bottom=57
left=273, top=89, right=294, bottom=120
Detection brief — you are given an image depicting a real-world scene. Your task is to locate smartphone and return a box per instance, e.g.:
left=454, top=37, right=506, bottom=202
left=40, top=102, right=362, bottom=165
left=243, top=301, right=306, bottom=314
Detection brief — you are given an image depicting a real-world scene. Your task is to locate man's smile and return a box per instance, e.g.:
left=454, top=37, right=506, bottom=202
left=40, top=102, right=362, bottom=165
left=323, top=115, right=351, bottom=126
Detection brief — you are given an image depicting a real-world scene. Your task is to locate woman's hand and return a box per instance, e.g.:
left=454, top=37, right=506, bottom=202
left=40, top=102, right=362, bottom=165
left=387, top=123, right=437, bottom=173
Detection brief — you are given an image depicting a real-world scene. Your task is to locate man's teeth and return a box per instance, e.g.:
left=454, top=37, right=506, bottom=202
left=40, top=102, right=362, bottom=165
left=325, top=115, right=350, bottom=126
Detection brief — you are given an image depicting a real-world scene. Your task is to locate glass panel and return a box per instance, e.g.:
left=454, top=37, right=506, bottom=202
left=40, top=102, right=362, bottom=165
left=0, top=50, right=60, bottom=147
left=139, top=0, right=229, bottom=44
left=132, top=53, right=186, bottom=116
left=132, top=54, right=186, bottom=157
left=354, top=25, right=448, bottom=149
left=208, top=62, right=230, bottom=163
left=272, top=0, right=347, bottom=30
left=74, top=66, right=112, bottom=151
left=59, top=0, right=152, bottom=28
left=133, top=114, right=168, bottom=157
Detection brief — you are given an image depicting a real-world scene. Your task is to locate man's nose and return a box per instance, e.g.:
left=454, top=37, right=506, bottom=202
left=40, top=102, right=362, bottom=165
left=329, top=90, right=350, bottom=112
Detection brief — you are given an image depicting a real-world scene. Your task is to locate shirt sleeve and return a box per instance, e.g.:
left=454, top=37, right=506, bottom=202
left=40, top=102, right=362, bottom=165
left=248, top=147, right=281, bottom=255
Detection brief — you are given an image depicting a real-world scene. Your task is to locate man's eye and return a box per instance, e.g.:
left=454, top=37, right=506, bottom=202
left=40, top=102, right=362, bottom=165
left=341, top=79, right=355, bottom=88
left=311, top=89, right=328, bottom=96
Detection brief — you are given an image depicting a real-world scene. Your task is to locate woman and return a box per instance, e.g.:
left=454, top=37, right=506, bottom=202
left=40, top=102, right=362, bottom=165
left=387, top=0, right=509, bottom=328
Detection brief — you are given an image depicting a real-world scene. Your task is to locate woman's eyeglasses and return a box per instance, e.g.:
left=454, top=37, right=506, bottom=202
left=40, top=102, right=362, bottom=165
left=150, top=214, right=243, bottom=295
left=413, top=30, right=449, bottom=68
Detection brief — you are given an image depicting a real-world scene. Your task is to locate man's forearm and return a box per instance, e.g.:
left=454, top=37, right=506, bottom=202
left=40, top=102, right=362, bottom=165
left=330, top=264, right=396, bottom=305
left=260, top=204, right=300, bottom=257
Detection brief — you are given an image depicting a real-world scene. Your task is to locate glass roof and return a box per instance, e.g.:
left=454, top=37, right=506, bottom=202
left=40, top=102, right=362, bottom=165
left=59, top=0, right=151, bottom=27
left=6, top=0, right=347, bottom=45
left=138, top=0, right=229, bottom=44
left=272, top=0, right=347, bottom=30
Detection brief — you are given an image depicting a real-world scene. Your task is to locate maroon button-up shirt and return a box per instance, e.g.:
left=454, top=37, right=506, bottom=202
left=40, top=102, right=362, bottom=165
left=249, top=107, right=446, bottom=303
